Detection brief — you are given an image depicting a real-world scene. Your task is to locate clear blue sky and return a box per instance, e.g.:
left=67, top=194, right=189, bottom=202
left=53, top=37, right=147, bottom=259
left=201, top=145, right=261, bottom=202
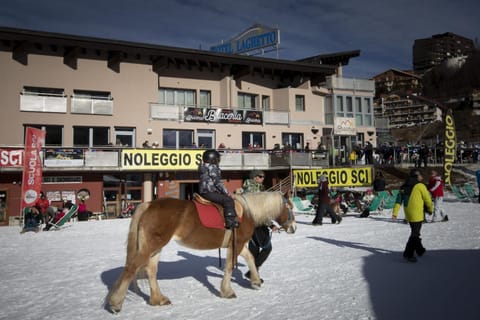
left=1, top=0, right=479, bottom=78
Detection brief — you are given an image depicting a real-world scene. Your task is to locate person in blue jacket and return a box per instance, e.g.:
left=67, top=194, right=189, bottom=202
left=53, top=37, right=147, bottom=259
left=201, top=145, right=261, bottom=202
left=392, top=169, right=433, bottom=262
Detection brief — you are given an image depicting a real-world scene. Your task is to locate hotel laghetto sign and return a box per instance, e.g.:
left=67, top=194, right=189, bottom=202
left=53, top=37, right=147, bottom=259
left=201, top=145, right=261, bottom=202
left=210, top=24, right=280, bottom=55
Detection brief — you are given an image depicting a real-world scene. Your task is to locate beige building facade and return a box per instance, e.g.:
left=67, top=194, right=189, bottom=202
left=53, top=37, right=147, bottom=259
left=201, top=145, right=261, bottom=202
left=0, top=27, right=375, bottom=225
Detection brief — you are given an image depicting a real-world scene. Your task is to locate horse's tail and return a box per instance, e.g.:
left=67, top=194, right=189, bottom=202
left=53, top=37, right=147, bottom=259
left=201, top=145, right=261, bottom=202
left=125, top=202, right=150, bottom=265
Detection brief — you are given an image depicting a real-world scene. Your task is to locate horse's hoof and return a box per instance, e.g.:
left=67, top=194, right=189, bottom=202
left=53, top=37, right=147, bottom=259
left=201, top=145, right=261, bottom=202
left=108, top=305, right=121, bottom=314
left=221, top=292, right=237, bottom=299
left=251, top=282, right=262, bottom=290
left=150, top=297, right=171, bottom=306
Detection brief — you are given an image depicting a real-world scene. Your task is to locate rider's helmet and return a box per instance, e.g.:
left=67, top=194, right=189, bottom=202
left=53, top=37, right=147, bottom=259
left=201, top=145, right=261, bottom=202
left=202, top=149, right=221, bottom=164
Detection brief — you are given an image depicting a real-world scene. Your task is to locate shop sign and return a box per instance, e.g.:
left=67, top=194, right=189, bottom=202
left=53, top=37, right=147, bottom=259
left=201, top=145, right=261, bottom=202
left=0, top=148, right=23, bottom=167
left=334, top=117, right=356, bottom=136
left=122, top=149, right=204, bottom=170
left=210, top=24, right=279, bottom=55
left=44, top=148, right=84, bottom=167
left=184, top=107, right=262, bottom=125
left=294, top=167, right=372, bottom=188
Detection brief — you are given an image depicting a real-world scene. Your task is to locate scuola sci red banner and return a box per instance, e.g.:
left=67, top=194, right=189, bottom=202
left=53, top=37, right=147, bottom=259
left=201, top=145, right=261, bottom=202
left=20, top=127, right=45, bottom=209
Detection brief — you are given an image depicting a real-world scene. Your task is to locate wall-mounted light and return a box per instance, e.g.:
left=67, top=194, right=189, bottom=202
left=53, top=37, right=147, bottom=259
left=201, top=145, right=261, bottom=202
left=147, top=128, right=153, bottom=135
left=311, top=126, right=319, bottom=135
left=227, top=134, right=231, bottom=137
left=272, top=135, right=276, bottom=139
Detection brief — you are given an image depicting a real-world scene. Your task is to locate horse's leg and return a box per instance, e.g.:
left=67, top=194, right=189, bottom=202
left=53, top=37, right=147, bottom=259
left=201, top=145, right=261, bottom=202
left=108, top=252, right=150, bottom=313
left=145, top=252, right=171, bottom=306
left=220, top=246, right=237, bottom=298
left=239, top=245, right=263, bottom=289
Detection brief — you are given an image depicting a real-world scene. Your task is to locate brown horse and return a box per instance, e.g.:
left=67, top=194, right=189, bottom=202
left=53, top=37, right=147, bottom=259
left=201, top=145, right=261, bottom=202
left=107, top=191, right=296, bottom=313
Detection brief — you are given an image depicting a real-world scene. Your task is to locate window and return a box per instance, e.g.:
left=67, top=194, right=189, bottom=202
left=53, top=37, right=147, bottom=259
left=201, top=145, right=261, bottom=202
left=295, top=95, right=305, bottom=112
left=325, top=96, right=334, bottom=125
left=346, top=97, right=353, bottom=117
left=197, top=129, right=215, bottom=149
left=238, top=92, right=258, bottom=109
left=73, top=126, right=110, bottom=147
left=26, top=125, right=63, bottom=146
left=336, top=96, right=344, bottom=116
left=242, top=132, right=265, bottom=149
left=262, top=95, right=270, bottom=110
left=115, top=127, right=135, bottom=147
left=20, top=86, right=66, bottom=113
left=163, top=129, right=194, bottom=149
left=364, top=98, right=372, bottom=113
left=159, top=88, right=195, bottom=106
left=71, top=90, right=113, bottom=115
left=355, top=113, right=364, bottom=126
left=282, top=133, right=304, bottom=150
left=355, top=97, right=362, bottom=113
left=199, top=90, right=211, bottom=107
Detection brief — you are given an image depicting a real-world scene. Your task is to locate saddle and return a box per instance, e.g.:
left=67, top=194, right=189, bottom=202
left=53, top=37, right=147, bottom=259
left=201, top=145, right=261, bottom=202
left=193, top=193, right=242, bottom=229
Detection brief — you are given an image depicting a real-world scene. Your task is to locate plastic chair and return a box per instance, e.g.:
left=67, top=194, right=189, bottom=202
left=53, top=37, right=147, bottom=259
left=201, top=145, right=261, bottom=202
left=49, top=204, right=78, bottom=230
left=463, top=183, right=479, bottom=200
left=450, top=185, right=469, bottom=202
left=291, top=196, right=316, bottom=214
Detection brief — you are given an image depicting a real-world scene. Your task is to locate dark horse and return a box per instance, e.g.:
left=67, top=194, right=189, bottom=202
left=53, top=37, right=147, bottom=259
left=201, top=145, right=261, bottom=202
left=107, top=191, right=296, bottom=313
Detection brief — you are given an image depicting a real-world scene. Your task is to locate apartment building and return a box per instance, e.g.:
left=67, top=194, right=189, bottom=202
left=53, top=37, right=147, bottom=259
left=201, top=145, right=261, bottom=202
left=413, top=32, right=475, bottom=74
left=0, top=27, right=375, bottom=225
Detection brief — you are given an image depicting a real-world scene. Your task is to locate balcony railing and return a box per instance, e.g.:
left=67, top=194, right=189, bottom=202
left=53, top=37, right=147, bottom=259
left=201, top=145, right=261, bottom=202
left=0, top=147, right=329, bottom=171
left=325, top=76, right=375, bottom=91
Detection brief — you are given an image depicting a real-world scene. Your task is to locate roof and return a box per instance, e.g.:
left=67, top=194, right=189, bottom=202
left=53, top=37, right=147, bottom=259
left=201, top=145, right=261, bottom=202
left=296, top=50, right=360, bottom=66
left=0, top=26, right=341, bottom=85
left=371, top=68, right=421, bottom=80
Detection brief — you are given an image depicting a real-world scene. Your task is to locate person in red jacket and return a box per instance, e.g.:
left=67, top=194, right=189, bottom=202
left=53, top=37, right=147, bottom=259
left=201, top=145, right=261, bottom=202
left=35, top=191, right=50, bottom=223
left=427, top=170, right=448, bottom=222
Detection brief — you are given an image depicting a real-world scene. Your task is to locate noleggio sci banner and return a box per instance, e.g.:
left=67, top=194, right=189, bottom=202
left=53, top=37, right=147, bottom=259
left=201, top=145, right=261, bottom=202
left=294, top=167, right=373, bottom=188
left=443, top=109, right=456, bottom=186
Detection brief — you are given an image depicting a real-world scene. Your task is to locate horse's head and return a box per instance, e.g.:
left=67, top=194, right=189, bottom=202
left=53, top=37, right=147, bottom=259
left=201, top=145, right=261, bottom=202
left=234, top=191, right=296, bottom=234
left=277, top=190, right=297, bottom=234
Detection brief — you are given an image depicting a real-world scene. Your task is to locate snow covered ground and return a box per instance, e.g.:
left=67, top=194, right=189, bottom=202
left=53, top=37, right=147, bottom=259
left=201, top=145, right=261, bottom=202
left=1, top=197, right=479, bottom=320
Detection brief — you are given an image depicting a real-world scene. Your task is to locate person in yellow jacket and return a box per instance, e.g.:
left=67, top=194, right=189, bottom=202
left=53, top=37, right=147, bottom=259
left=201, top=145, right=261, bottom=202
left=392, top=169, right=433, bottom=262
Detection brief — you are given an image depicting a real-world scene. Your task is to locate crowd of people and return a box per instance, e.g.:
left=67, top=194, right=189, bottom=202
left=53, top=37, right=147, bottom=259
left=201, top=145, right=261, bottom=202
left=21, top=191, right=88, bottom=233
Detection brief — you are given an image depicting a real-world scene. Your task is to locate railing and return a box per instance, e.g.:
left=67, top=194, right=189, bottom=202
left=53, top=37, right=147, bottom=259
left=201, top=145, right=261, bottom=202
left=71, top=98, right=113, bottom=115
left=0, top=147, right=330, bottom=171
left=20, top=94, right=67, bottom=113
left=325, top=76, right=375, bottom=91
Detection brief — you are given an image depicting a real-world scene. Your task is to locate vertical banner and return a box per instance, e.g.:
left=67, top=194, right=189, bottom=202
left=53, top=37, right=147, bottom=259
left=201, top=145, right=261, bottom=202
left=20, top=127, right=45, bottom=211
left=443, top=109, right=456, bottom=186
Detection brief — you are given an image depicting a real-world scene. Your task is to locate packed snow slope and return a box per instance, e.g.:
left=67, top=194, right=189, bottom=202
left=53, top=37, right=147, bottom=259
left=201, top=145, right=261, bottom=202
left=1, top=200, right=479, bottom=320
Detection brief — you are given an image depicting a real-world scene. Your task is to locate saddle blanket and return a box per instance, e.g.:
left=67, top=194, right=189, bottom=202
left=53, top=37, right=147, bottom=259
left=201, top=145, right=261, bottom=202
left=193, top=200, right=225, bottom=229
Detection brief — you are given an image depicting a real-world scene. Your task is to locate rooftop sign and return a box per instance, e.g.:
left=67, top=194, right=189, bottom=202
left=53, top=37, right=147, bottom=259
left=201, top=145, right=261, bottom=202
left=210, top=24, right=280, bottom=55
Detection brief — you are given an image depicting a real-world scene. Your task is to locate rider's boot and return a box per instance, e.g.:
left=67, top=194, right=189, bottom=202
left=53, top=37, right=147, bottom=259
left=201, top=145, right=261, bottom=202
left=224, top=212, right=239, bottom=229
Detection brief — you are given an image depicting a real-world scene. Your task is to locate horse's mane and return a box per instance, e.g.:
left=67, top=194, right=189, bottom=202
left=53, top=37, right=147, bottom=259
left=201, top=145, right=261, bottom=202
left=233, top=191, right=284, bottom=226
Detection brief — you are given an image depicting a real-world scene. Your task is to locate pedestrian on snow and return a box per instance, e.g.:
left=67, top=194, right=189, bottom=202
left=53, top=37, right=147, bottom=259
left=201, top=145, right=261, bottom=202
left=35, top=191, right=50, bottom=224
left=364, top=142, right=374, bottom=165
left=242, top=170, right=279, bottom=282
left=427, top=170, right=448, bottom=222
left=418, top=144, right=428, bottom=168
left=312, top=174, right=342, bottom=225
left=198, top=150, right=239, bottom=229
left=392, top=169, right=433, bottom=262
left=373, top=171, right=386, bottom=193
